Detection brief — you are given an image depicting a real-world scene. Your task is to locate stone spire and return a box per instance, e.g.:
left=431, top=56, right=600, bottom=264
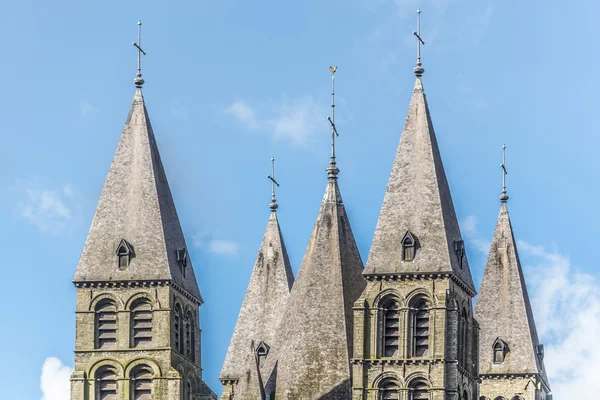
left=73, top=87, right=202, bottom=301
left=475, top=201, right=550, bottom=389
left=364, top=76, right=475, bottom=292
left=219, top=205, right=294, bottom=398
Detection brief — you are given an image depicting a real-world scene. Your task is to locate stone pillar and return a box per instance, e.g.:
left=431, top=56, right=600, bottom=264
left=70, top=371, right=87, bottom=400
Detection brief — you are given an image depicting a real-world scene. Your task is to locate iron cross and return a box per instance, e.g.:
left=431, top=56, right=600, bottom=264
left=267, top=157, right=280, bottom=210
left=500, top=144, right=509, bottom=202
left=132, top=20, right=146, bottom=87
left=413, top=9, right=425, bottom=76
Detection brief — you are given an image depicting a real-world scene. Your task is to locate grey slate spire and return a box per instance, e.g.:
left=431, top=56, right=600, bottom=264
left=219, top=207, right=294, bottom=398
left=364, top=76, right=475, bottom=292
left=272, top=173, right=366, bottom=399
left=73, top=87, right=202, bottom=301
left=475, top=201, right=549, bottom=386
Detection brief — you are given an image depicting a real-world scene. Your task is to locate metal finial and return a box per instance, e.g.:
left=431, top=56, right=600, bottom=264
left=412, top=9, right=425, bottom=76
left=500, top=144, right=509, bottom=202
left=326, top=66, right=340, bottom=179
left=267, top=157, right=280, bottom=210
left=132, top=20, right=146, bottom=87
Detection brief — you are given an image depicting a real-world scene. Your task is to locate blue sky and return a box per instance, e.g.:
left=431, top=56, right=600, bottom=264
left=1, top=0, right=599, bottom=398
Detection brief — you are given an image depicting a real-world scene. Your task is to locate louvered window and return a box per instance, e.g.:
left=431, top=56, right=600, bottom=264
left=459, top=309, right=468, bottom=368
left=383, top=301, right=400, bottom=357
left=95, top=300, right=117, bottom=349
left=131, top=299, right=152, bottom=348
left=379, top=380, right=399, bottom=400
left=96, top=367, right=118, bottom=400
left=410, top=381, right=429, bottom=400
left=412, top=299, right=430, bottom=357
left=185, top=315, right=191, bottom=359
left=187, top=312, right=196, bottom=363
left=131, top=366, right=153, bottom=400
left=174, top=305, right=183, bottom=353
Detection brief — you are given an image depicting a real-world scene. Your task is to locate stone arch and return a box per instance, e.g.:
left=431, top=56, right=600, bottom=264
left=89, top=292, right=123, bottom=311
left=404, top=371, right=430, bottom=389
left=88, top=358, right=125, bottom=379
left=372, top=288, right=405, bottom=308
left=406, top=288, right=434, bottom=308
left=371, top=371, right=404, bottom=389
left=125, top=291, right=155, bottom=310
left=124, top=358, right=162, bottom=378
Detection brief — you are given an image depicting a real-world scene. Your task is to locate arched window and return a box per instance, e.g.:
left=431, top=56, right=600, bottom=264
left=412, top=298, right=430, bottom=357
left=174, top=304, right=183, bottom=353
left=382, top=299, right=400, bottom=357
left=184, top=311, right=196, bottom=362
left=185, top=380, right=192, bottom=400
left=463, top=391, right=469, bottom=400
left=96, top=366, right=118, bottom=400
left=409, top=380, right=429, bottom=400
left=402, top=231, right=417, bottom=261
left=131, top=299, right=152, bottom=348
left=95, top=299, right=117, bottom=349
left=459, top=309, right=468, bottom=368
left=131, top=365, right=153, bottom=400
left=379, top=379, right=399, bottom=400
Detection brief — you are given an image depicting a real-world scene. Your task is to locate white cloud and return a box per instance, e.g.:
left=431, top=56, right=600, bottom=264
left=461, top=214, right=600, bottom=398
left=193, top=233, right=239, bottom=256
left=170, top=98, right=188, bottom=120
left=225, top=97, right=323, bottom=147
left=40, top=357, right=72, bottom=400
left=13, top=179, right=82, bottom=234
left=225, top=100, right=261, bottom=131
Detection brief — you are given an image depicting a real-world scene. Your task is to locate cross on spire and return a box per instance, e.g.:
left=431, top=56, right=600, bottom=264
left=500, top=144, right=509, bottom=202
left=326, top=66, right=340, bottom=179
left=132, top=20, right=146, bottom=87
left=412, top=9, right=425, bottom=76
left=267, top=157, right=280, bottom=210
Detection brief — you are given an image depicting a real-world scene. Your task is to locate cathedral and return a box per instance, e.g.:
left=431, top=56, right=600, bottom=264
left=71, top=17, right=551, bottom=400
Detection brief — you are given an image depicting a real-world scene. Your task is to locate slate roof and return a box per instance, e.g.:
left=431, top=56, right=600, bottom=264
left=272, top=176, right=366, bottom=399
left=474, top=202, right=549, bottom=386
left=364, top=77, right=475, bottom=292
left=73, top=88, right=202, bottom=301
left=219, top=210, right=294, bottom=398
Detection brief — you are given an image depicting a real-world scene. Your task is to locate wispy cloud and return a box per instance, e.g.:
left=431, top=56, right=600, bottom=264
left=170, top=98, right=189, bottom=120
left=193, top=233, right=239, bottom=256
left=224, top=96, right=322, bottom=146
left=461, top=213, right=600, bottom=398
left=12, top=178, right=82, bottom=235
left=79, top=100, right=98, bottom=119
left=40, top=357, right=72, bottom=400
left=455, top=74, right=489, bottom=110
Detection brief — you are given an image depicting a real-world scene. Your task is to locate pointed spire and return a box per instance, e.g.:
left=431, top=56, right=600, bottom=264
left=475, top=201, right=549, bottom=388
left=271, top=99, right=365, bottom=397
left=365, top=67, right=475, bottom=292
left=500, top=144, right=509, bottom=202
left=132, top=20, right=146, bottom=87
left=220, top=207, right=294, bottom=397
left=267, top=157, right=280, bottom=211
left=73, top=84, right=201, bottom=301
left=413, top=9, right=425, bottom=76
left=326, top=66, right=340, bottom=179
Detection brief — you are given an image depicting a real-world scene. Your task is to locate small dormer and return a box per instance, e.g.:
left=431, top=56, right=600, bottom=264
left=536, top=343, right=545, bottom=365
left=454, top=240, right=465, bottom=269
left=401, top=231, right=418, bottom=261
left=116, top=239, right=134, bottom=269
left=256, top=341, right=270, bottom=366
left=177, top=247, right=188, bottom=277
left=492, top=337, right=509, bottom=363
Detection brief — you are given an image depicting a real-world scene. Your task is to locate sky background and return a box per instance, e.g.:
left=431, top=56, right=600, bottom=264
left=0, top=0, right=598, bottom=398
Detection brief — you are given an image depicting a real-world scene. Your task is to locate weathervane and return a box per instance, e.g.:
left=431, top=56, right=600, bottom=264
left=326, top=66, right=340, bottom=179
left=267, top=157, right=280, bottom=210
left=412, top=9, right=425, bottom=76
left=132, top=20, right=146, bottom=87
left=500, top=144, right=509, bottom=202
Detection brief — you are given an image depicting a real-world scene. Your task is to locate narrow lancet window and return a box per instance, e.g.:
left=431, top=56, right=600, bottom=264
left=184, top=314, right=191, bottom=359
left=174, top=304, right=183, bottom=353
left=95, top=299, right=117, bottom=349
left=131, top=366, right=153, bottom=400
left=412, top=298, right=430, bottom=357
left=382, top=300, right=400, bottom=357
left=96, top=366, right=118, bottom=400
left=131, top=299, right=152, bottom=347
left=459, top=309, right=469, bottom=368
left=401, top=231, right=417, bottom=261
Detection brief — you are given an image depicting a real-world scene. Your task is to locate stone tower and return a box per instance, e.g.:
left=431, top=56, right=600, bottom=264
left=219, top=194, right=295, bottom=399
left=70, top=81, right=216, bottom=399
left=475, top=195, right=551, bottom=399
left=351, top=71, right=479, bottom=399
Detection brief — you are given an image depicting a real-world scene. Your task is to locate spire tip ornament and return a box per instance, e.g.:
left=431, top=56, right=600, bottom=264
left=413, top=9, right=425, bottom=76
left=500, top=144, right=509, bottom=202
left=267, top=157, right=280, bottom=211
left=132, top=20, right=146, bottom=87
left=326, top=66, right=340, bottom=179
